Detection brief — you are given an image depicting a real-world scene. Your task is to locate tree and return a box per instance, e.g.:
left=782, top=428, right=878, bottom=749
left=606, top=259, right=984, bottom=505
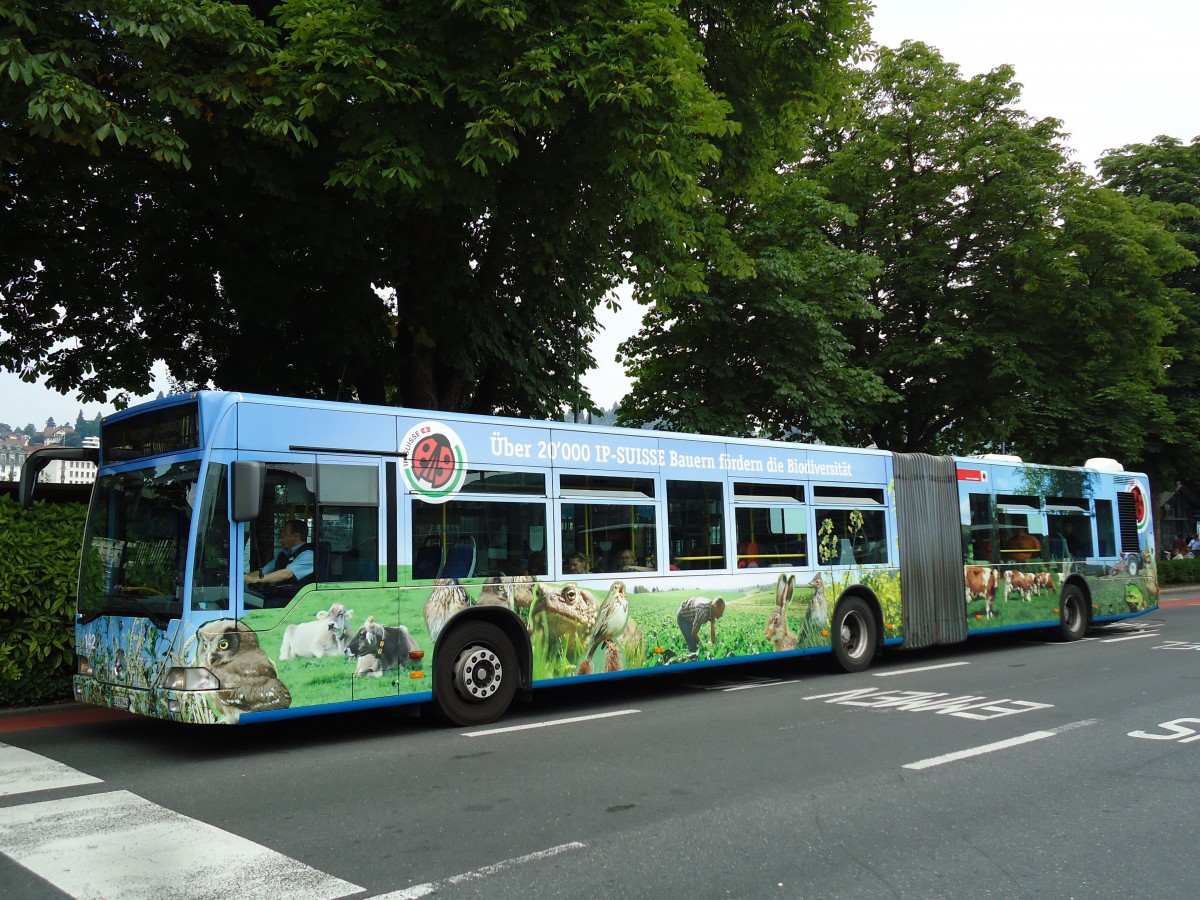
left=798, top=42, right=1189, bottom=460
left=1, top=0, right=870, bottom=416
left=617, top=170, right=887, bottom=439
left=1012, top=182, right=1189, bottom=465
left=1099, top=135, right=1200, bottom=488
left=618, top=41, right=1192, bottom=459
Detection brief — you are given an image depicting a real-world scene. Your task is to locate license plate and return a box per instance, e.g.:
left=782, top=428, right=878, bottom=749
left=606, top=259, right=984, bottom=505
left=112, top=695, right=130, bottom=710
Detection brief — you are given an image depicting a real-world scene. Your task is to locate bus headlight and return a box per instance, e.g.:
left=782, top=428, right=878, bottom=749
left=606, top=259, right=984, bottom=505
left=76, top=655, right=93, bottom=677
left=163, top=667, right=220, bottom=691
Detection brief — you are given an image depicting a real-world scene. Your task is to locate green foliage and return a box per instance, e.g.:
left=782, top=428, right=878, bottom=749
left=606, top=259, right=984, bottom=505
left=0, top=666, right=73, bottom=708
left=1158, top=557, right=1200, bottom=585
left=1, top=0, right=870, bottom=420
left=859, top=569, right=901, bottom=632
left=0, top=496, right=85, bottom=704
left=624, top=590, right=780, bottom=662
left=618, top=169, right=886, bottom=437
left=1099, top=136, right=1200, bottom=490
left=621, top=39, right=1192, bottom=459
left=796, top=42, right=1193, bottom=460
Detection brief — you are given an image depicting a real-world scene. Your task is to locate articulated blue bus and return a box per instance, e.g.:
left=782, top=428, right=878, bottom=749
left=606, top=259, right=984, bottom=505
left=22, top=391, right=1158, bottom=725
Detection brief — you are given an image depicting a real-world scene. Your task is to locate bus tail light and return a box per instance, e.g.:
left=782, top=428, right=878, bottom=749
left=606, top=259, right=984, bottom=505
left=76, top=655, right=93, bottom=677
left=163, top=667, right=220, bottom=691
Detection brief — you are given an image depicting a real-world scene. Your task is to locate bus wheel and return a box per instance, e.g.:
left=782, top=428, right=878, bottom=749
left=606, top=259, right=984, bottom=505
left=434, top=621, right=518, bottom=727
left=832, top=596, right=877, bottom=673
left=1058, top=585, right=1088, bottom=641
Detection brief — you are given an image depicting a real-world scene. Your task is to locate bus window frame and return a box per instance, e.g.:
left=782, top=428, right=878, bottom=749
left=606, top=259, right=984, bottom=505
left=233, top=450, right=318, bottom=616
left=730, top=480, right=807, bottom=570
left=665, top=478, right=729, bottom=572
left=812, top=483, right=890, bottom=567
left=405, top=461, right=552, bottom=584
left=315, top=454, right=385, bottom=586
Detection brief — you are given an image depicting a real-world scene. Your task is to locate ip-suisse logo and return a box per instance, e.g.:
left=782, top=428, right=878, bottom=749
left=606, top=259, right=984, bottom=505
left=1129, top=482, right=1149, bottom=534
left=401, top=421, right=467, bottom=503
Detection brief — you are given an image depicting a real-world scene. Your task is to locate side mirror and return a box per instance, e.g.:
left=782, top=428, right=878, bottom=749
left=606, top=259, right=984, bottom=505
left=232, top=461, right=264, bottom=522
left=20, top=447, right=100, bottom=508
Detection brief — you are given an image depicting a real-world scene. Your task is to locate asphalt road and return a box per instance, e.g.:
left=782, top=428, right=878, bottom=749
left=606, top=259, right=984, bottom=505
left=2, top=601, right=1198, bottom=899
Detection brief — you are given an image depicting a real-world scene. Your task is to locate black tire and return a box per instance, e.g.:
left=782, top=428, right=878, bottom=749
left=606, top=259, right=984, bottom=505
left=433, top=620, right=518, bottom=727
left=1058, top=585, right=1088, bottom=641
left=831, top=596, right=878, bottom=673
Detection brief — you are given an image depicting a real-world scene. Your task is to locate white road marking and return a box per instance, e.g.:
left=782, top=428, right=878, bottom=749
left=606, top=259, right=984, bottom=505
left=903, top=731, right=1057, bottom=770
left=1054, top=718, right=1100, bottom=733
left=373, top=842, right=587, bottom=899
left=0, top=744, right=102, bottom=798
left=722, top=680, right=797, bottom=692
left=873, top=661, right=971, bottom=677
left=1099, top=633, right=1158, bottom=643
left=462, top=709, right=639, bottom=737
left=903, top=719, right=1098, bottom=770
left=0, top=790, right=363, bottom=900
left=699, top=676, right=783, bottom=691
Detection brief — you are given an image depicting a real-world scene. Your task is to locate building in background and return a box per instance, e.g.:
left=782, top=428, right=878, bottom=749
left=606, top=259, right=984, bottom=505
left=39, top=436, right=99, bottom=485
left=0, top=442, right=28, bottom=482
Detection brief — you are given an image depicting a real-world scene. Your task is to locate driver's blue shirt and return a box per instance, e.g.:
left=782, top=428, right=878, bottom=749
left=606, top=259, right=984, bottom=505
left=260, top=545, right=314, bottom=582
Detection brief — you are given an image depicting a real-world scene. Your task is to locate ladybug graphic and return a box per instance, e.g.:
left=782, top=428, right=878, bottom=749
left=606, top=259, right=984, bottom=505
left=411, top=433, right=457, bottom=491
left=402, top=422, right=467, bottom=501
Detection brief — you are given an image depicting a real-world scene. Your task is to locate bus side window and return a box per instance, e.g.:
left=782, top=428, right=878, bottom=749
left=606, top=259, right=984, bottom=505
left=735, top=506, right=808, bottom=568
left=967, top=492, right=995, bottom=563
left=815, top=507, right=888, bottom=565
left=814, top=486, right=887, bottom=566
left=558, top=474, right=657, bottom=574
left=412, top=498, right=547, bottom=580
left=995, top=495, right=1044, bottom=562
left=317, top=463, right=380, bottom=582
left=1095, top=500, right=1116, bottom=557
left=191, top=462, right=230, bottom=610
left=245, top=462, right=316, bottom=609
left=667, top=481, right=725, bottom=571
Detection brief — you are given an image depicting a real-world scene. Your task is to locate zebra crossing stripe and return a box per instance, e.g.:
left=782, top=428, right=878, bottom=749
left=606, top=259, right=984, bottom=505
left=0, top=790, right=364, bottom=900
left=0, top=743, right=102, bottom=798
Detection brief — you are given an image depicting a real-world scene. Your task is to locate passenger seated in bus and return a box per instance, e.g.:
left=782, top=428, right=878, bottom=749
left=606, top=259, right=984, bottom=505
left=245, top=520, right=315, bottom=604
left=1004, top=526, right=1041, bottom=561
left=526, top=551, right=546, bottom=576
left=612, top=548, right=651, bottom=572
left=565, top=552, right=591, bottom=575
left=737, top=541, right=760, bottom=568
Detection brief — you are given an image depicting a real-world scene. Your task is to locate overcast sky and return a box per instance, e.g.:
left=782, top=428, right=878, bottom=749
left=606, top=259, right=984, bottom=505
left=3, top=0, right=1197, bottom=426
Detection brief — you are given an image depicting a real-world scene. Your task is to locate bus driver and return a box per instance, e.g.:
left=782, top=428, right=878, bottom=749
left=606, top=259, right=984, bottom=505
left=245, top=520, right=315, bottom=590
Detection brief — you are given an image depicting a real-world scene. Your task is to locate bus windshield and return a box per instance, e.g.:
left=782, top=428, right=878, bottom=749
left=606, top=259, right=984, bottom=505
left=79, top=461, right=201, bottom=627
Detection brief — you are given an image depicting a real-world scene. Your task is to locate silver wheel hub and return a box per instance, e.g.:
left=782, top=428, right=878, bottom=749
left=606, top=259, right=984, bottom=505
left=841, top=611, right=867, bottom=658
left=454, top=645, right=503, bottom=700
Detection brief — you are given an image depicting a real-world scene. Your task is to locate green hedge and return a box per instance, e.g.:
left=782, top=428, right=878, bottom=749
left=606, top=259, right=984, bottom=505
left=0, top=495, right=85, bottom=707
left=1158, top=557, right=1200, bottom=585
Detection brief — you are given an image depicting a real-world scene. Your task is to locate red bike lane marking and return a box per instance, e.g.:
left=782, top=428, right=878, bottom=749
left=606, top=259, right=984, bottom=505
left=1161, top=597, right=1200, bottom=608
left=0, top=707, right=134, bottom=735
